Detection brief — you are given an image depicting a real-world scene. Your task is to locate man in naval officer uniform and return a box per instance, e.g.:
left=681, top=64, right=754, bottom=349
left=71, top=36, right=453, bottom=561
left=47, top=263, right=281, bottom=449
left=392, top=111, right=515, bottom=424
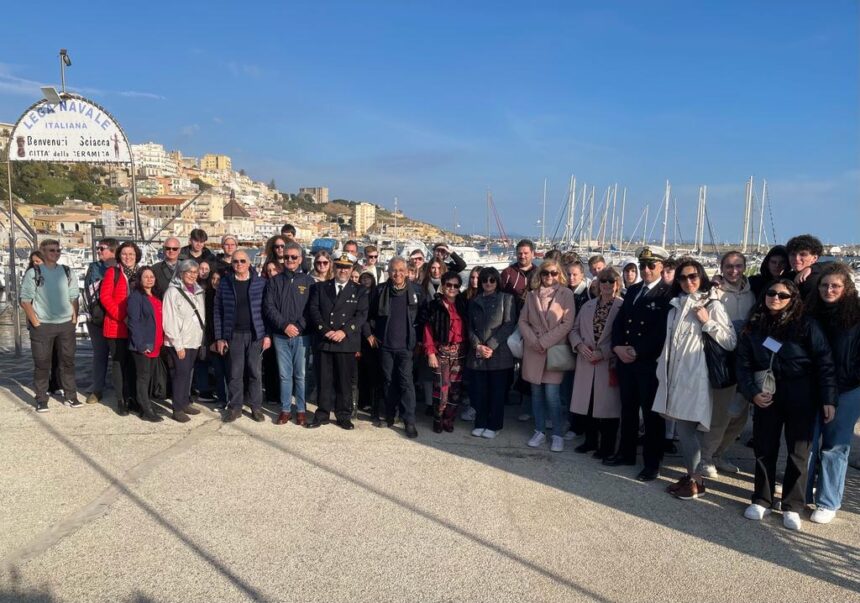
left=607, top=245, right=673, bottom=481
left=306, top=254, right=369, bottom=430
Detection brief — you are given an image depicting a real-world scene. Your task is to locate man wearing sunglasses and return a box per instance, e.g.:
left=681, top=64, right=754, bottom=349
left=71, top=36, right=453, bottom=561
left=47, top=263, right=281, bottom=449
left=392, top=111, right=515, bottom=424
left=264, top=241, right=316, bottom=425
left=82, top=237, right=118, bottom=405
left=20, top=239, right=81, bottom=412
left=307, top=254, right=369, bottom=430
left=153, top=237, right=182, bottom=297
left=608, top=245, right=673, bottom=481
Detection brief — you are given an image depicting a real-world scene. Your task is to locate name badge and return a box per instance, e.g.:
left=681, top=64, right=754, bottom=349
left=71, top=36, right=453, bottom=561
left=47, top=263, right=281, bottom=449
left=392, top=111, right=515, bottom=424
left=762, top=337, right=782, bottom=354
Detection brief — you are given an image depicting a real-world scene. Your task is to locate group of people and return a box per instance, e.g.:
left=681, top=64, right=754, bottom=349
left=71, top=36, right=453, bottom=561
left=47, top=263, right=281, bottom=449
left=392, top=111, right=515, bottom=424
left=21, top=227, right=858, bottom=530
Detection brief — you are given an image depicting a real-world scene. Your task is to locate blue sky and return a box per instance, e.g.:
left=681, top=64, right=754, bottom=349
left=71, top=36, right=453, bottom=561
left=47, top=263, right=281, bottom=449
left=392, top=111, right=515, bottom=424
left=2, top=1, right=858, bottom=244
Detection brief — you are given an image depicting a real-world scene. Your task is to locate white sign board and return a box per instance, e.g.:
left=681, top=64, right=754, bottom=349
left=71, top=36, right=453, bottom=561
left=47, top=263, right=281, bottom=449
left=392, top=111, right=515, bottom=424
left=9, top=95, right=131, bottom=163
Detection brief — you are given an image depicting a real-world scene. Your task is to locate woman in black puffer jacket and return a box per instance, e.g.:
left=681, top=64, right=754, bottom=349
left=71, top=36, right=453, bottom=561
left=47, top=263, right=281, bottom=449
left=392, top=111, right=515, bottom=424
left=736, top=278, right=837, bottom=531
left=748, top=245, right=789, bottom=300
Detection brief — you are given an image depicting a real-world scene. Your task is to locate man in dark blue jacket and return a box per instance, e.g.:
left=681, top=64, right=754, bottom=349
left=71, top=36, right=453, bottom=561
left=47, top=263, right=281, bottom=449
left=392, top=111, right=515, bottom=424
left=83, top=236, right=117, bottom=405
left=263, top=241, right=316, bottom=425
left=215, top=249, right=271, bottom=423
left=367, top=257, right=427, bottom=437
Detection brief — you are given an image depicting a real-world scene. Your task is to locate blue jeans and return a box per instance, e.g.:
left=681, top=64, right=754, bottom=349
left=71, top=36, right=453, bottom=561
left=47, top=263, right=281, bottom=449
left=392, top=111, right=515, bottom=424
left=273, top=334, right=309, bottom=412
left=807, top=386, right=860, bottom=511
left=532, top=382, right=562, bottom=438
left=87, top=321, right=110, bottom=394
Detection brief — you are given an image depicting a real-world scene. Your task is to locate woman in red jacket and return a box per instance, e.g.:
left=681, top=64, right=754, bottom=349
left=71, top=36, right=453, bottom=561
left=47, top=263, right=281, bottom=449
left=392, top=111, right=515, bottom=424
left=101, top=241, right=141, bottom=416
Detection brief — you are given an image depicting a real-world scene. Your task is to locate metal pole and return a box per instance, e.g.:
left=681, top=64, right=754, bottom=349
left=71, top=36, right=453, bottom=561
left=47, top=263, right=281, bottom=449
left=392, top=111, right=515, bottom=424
left=6, top=154, right=22, bottom=356
left=59, top=53, right=66, bottom=94
left=130, top=154, right=142, bottom=241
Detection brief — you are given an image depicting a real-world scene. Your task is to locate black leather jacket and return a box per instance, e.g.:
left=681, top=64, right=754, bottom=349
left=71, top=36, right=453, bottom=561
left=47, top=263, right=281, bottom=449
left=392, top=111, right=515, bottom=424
left=735, top=316, right=838, bottom=406
left=820, top=321, right=860, bottom=394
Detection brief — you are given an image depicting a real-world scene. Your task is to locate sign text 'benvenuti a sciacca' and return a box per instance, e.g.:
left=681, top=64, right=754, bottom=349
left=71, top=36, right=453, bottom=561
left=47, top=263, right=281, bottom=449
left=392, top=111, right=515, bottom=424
left=9, top=94, right=131, bottom=163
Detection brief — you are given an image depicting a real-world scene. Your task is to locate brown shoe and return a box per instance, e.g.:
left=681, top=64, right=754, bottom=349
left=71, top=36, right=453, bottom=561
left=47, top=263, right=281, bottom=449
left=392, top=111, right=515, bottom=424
left=276, top=411, right=291, bottom=425
left=223, top=407, right=242, bottom=423
left=665, top=475, right=691, bottom=494
left=251, top=409, right=266, bottom=423
left=184, top=404, right=201, bottom=416
left=85, top=392, right=101, bottom=405
left=674, top=478, right=706, bottom=500
left=296, top=412, right=306, bottom=427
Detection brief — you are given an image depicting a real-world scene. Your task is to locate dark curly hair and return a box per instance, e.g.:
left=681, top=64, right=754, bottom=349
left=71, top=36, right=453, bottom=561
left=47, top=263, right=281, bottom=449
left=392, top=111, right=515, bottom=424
left=806, top=262, right=860, bottom=329
left=744, top=278, right=805, bottom=337
left=115, top=241, right=142, bottom=264
left=670, top=259, right=711, bottom=298
left=785, top=234, right=824, bottom=257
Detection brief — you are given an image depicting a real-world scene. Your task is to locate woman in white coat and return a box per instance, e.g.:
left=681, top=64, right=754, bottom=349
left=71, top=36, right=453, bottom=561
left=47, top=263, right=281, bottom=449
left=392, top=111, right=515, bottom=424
left=163, top=259, right=206, bottom=422
left=569, top=267, right=624, bottom=458
left=653, top=259, right=736, bottom=500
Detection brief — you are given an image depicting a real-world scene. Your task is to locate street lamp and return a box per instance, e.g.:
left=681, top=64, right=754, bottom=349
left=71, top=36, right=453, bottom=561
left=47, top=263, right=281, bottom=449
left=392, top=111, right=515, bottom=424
left=40, top=86, right=62, bottom=105
left=59, top=48, right=71, bottom=93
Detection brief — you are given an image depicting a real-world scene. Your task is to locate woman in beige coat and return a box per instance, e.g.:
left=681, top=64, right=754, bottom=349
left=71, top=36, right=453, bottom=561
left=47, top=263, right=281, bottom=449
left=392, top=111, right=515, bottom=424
left=519, top=260, right=576, bottom=452
left=569, top=267, right=624, bottom=459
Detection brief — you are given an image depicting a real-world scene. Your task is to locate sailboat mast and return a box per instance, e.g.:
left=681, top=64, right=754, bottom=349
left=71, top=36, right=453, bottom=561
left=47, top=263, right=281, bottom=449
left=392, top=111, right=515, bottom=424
left=485, top=189, right=490, bottom=244
left=701, top=185, right=708, bottom=253
left=588, top=185, right=595, bottom=248
left=742, top=176, right=753, bottom=253
left=661, top=179, right=670, bottom=249
left=757, top=179, right=768, bottom=251
left=619, top=187, right=627, bottom=251
left=540, top=178, right=547, bottom=245
left=643, top=204, right=649, bottom=246
left=610, top=183, right=618, bottom=249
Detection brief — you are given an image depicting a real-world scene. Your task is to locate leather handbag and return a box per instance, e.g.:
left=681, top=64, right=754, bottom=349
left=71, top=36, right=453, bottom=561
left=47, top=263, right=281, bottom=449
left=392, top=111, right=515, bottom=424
left=507, top=327, right=524, bottom=359
left=754, top=353, right=776, bottom=395
left=546, top=343, right=576, bottom=372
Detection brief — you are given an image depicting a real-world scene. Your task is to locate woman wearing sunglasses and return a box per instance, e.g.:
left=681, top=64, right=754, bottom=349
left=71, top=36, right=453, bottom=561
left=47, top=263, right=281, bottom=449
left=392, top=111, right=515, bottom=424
left=519, top=259, right=576, bottom=452
left=736, top=278, right=837, bottom=530
left=263, top=235, right=288, bottom=267
left=805, top=262, right=860, bottom=524
left=423, top=271, right=468, bottom=433
left=652, top=259, right=736, bottom=500
left=467, top=267, right=518, bottom=438
left=569, top=267, right=624, bottom=458
left=310, top=251, right=333, bottom=283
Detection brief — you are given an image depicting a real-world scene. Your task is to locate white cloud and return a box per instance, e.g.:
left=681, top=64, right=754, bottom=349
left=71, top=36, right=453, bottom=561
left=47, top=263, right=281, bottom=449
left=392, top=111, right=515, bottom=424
left=180, top=124, right=200, bottom=136
left=226, top=61, right=262, bottom=78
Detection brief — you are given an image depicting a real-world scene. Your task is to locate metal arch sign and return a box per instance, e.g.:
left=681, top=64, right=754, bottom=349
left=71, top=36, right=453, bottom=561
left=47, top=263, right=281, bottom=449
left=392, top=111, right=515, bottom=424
left=8, top=93, right=131, bottom=163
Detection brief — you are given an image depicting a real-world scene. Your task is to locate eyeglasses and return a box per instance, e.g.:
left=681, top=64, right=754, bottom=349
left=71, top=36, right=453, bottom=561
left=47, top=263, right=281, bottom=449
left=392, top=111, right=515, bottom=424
left=444, top=283, right=460, bottom=289
left=481, top=278, right=497, bottom=284
left=232, top=259, right=248, bottom=265
left=163, top=246, right=179, bottom=251
left=367, top=254, right=378, bottom=259
left=765, top=289, right=792, bottom=300
left=97, top=245, right=110, bottom=251
left=315, top=260, right=330, bottom=266
left=599, top=278, right=616, bottom=284
left=639, top=261, right=658, bottom=270
left=678, top=273, right=700, bottom=282
left=819, top=282, right=844, bottom=290
left=285, top=255, right=301, bottom=260
left=46, top=248, right=61, bottom=253
left=273, top=244, right=285, bottom=249
left=541, top=270, right=559, bottom=277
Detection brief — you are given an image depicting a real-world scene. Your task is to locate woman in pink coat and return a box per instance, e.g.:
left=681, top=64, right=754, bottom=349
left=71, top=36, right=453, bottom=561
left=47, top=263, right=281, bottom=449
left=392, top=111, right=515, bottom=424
left=519, top=260, right=576, bottom=452
left=569, top=267, right=624, bottom=459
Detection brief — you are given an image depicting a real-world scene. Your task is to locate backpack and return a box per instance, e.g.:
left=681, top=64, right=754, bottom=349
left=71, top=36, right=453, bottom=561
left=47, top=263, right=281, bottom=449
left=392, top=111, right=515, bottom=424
left=33, top=264, right=72, bottom=289
left=85, top=266, right=120, bottom=326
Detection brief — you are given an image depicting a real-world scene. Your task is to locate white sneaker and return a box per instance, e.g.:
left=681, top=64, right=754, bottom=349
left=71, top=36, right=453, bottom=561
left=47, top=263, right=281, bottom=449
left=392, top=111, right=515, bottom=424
left=527, top=431, right=546, bottom=448
left=810, top=508, right=836, bottom=524
left=460, top=406, right=476, bottom=421
left=471, top=428, right=485, bottom=437
left=482, top=429, right=497, bottom=439
left=744, top=503, right=771, bottom=521
left=714, top=457, right=739, bottom=474
left=517, top=413, right=532, bottom=422
left=783, top=511, right=802, bottom=531
left=550, top=435, right=564, bottom=452
left=699, top=463, right=718, bottom=479
left=563, top=430, right=577, bottom=441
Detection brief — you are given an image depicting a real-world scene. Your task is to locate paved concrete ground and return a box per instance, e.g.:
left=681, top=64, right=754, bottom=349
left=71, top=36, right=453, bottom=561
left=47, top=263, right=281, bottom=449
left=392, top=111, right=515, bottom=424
left=0, top=344, right=858, bottom=603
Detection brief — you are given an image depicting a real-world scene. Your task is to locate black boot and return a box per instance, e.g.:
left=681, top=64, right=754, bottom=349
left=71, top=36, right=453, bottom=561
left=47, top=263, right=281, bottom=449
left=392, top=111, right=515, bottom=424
left=117, top=398, right=129, bottom=416
left=442, top=404, right=457, bottom=432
